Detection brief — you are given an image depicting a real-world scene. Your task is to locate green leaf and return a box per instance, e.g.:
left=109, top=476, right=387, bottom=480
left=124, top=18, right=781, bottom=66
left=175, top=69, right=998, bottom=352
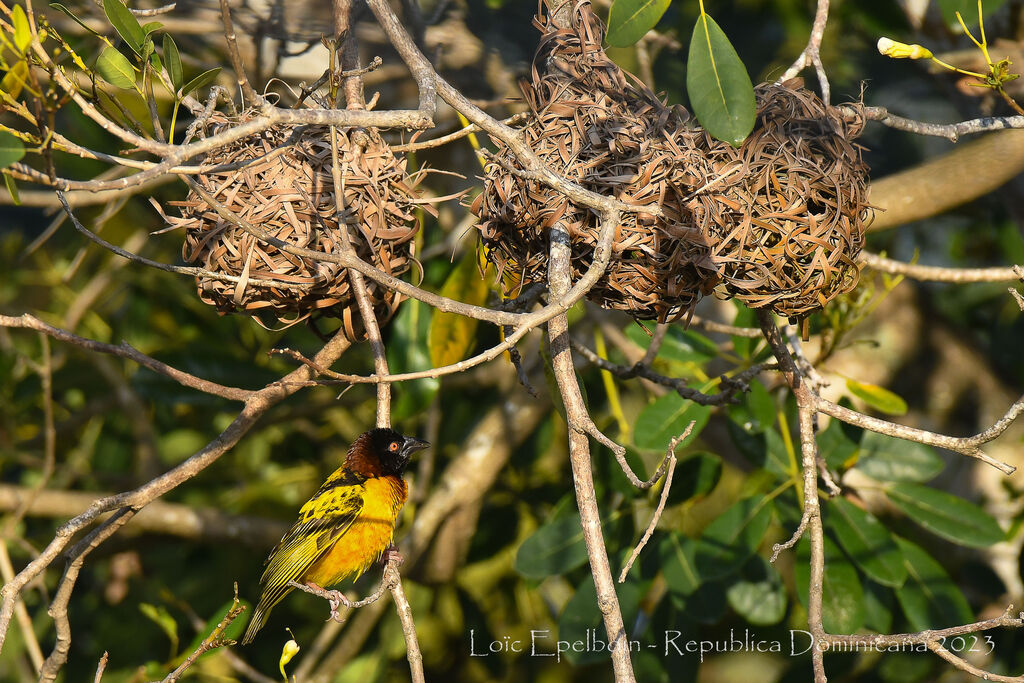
left=162, top=33, right=182, bottom=90
left=726, top=555, right=786, bottom=626
left=12, top=5, right=31, bottom=54
left=659, top=532, right=701, bottom=596
left=558, top=576, right=644, bottom=665
left=142, top=20, right=163, bottom=34
left=893, top=537, right=973, bottom=631
left=826, top=497, right=906, bottom=587
left=862, top=579, right=894, bottom=634
left=855, top=431, right=943, bottom=483
left=845, top=378, right=908, bottom=416
left=936, top=0, right=1008, bottom=27
left=670, top=451, right=722, bottom=503
left=515, top=513, right=589, bottom=578
left=180, top=67, right=220, bottom=96
left=4, top=172, right=21, bottom=205
left=48, top=3, right=102, bottom=36
left=633, top=393, right=710, bottom=450
left=605, top=0, right=671, bottom=47
left=624, top=325, right=717, bottom=364
left=686, top=11, right=755, bottom=146
left=694, top=495, right=773, bottom=578
left=794, top=536, right=865, bottom=634
left=386, top=299, right=438, bottom=422
left=886, top=482, right=1004, bottom=548
left=428, top=252, right=489, bottom=368
left=745, top=379, right=775, bottom=429
left=0, top=130, right=26, bottom=169
left=139, top=603, right=179, bottom=657
left=103, top=0, right=146, bottom=55
left=96, top=46, right=136, bottom=89
left=1, top=60, right=29, bottom=100
left=818, top=418, right=859, bottom=471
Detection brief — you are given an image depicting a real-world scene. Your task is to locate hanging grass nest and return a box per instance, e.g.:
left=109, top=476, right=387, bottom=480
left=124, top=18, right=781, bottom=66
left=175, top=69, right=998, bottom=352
left=688, top=82, right=871, bottom=320
left=471, top=4, right=719, bottom=322
left=166, top=116, right=430, bottom=338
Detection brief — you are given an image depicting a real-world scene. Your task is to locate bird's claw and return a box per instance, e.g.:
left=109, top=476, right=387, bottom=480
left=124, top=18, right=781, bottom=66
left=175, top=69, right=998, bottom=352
left=383, top=547, right=405, bottom=567
left=326, top=588, right=350, bottom=622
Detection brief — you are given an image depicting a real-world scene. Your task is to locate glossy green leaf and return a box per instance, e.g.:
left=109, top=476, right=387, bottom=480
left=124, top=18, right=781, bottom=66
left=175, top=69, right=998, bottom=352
left=162, top=33, right=182, bottom=90
left=726, top=555, right=786, bottom=626
left=818, top=418, right=859, bottom=471
left=624, top=325, right=717, bottom=364
left=103, top=0, right=146, bottom=55
left=429, top=252, right=489, bottom=368
left=855, top=431, right=944, bottom=482
left=862, top=579, right=894, bottom=634
left=605, top=0, right=671, bottom=47
left=659, top=532, right=701, bottom=595
left=794, top=536, right=865, bottom=634
left=49, top=3, right=102, bottom=36
left=745, top=379, right=775, bottom=429
left=686, top=12, right=755, bottom=146
left=515, top=514, right=588, bottom=578
left=558, top=576, right=643, bottom=664
left=894, top=537, right=973, bottom=631
left=886, top=482, right=1004, bottom=548
left=633, top=393, right=710, bottom=450
left=670, top=451, right=722, bottom=502
left=846, top=378, right=908, bottom=416
left=12, top=5, right=31, bottom=54
left=694, top=495, right=773, bottom=578
left=826, top=497, right=906, bottom=587
left=0, top=130, right=26, bottom=169
left=181, top=67, right=220, bottom=96
left=96, top=46, right=136, bottom=89
left=386, top=299, right=439, bottom=422
left=141, top=20, right=163, bottom=34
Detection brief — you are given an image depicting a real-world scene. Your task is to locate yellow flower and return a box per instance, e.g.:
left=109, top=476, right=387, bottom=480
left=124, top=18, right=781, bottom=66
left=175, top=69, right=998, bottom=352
left=877, top=37, right=933, bottom=60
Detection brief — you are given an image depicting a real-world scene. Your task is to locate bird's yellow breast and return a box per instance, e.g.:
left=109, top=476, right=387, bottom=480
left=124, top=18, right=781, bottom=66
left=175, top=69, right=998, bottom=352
left=303, top=475, right=408, bottom=587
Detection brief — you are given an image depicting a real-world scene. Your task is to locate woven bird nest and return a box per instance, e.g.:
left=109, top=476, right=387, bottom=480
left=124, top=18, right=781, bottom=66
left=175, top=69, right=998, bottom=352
left=167, top=118, right=427, bottom=338
left=471, top=5, right=719, bottom=322
left=686, top=83, right=870, bottom=320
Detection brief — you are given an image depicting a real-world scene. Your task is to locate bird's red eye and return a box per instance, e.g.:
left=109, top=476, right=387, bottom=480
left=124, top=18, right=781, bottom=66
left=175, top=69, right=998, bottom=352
left=389, top=441, right=400, bottom=452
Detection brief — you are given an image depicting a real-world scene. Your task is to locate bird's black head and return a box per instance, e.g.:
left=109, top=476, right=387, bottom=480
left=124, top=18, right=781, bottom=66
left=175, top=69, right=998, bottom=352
left=360, top=428, right=429, bottom=477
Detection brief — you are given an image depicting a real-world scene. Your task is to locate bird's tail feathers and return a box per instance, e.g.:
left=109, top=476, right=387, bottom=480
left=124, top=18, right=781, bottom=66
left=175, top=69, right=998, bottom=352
left=240, top=583, right=292, bottom=645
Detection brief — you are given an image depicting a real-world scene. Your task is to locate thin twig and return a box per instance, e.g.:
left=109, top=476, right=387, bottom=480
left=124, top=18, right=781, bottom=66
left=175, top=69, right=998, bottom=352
left=618, top=424, right=695, bottom=582
left=93, top=652, right=108, bottom=683
left=0, top=314, right=253, bottom=402
left=780, top=0, right=831, bottom=104
left=852, top=105, right=1024, bottom=142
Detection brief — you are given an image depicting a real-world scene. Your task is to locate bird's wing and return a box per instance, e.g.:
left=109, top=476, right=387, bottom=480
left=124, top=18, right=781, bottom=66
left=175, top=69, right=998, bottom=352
left=255, top=475, right=366, bottom=612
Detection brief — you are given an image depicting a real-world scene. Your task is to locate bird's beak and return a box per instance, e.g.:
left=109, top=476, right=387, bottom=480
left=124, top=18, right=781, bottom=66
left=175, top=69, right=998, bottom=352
left=401, top=436, right=430, bottom=459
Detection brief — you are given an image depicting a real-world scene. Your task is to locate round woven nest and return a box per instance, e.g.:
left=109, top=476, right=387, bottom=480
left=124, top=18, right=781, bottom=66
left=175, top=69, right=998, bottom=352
left=682, top=83, right=871, bottom=320
left=167, top=118, right=428, bottom=338
left=471, top=4, right=719, bottom=322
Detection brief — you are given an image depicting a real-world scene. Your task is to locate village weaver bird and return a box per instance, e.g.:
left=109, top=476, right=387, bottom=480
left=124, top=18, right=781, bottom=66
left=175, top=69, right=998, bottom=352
left=241, top=428, right=429, bottom=644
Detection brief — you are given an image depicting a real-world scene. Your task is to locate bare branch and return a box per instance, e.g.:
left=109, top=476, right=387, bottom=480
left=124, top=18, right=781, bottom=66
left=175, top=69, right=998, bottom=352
left=852, top=105, right=1024, bottom=142
left=0, top=314, right=253, bottom=402
left=162, top=589, right=246, bottom=682
left=780, top=0, right=831, bottom=104
left=861, top=251, right=1024, bottom=283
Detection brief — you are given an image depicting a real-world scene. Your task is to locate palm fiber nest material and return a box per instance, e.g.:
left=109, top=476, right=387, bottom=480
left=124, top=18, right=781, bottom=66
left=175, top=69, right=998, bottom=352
left=471, top=4, right=720, bottom=322
left=695, top=84, right=870, bottom=319
left=167, top=118, right=430, bottom=338
left=473, top=2, right=870, bottom=322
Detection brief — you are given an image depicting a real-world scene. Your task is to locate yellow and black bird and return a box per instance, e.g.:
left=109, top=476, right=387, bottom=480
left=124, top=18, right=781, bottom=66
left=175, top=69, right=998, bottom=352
left=241, top=428, right=429, bottom=645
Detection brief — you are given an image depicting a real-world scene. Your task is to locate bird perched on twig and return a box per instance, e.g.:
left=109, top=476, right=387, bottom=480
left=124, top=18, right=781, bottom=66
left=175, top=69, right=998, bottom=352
left=241, top=428, right=429, bottom=645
